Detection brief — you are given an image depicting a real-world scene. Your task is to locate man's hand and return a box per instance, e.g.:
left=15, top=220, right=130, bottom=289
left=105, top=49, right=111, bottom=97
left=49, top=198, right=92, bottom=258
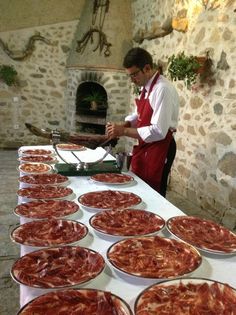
left=106, top=122, right=125, bottom=139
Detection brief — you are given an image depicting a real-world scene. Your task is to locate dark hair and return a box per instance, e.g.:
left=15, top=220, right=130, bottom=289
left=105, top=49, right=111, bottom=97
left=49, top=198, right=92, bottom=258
left=123, top=47, right=153, bottom=69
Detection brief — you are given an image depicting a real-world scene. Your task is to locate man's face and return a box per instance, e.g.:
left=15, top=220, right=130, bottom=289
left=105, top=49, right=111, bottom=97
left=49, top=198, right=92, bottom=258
left=125, top=65, right=149, bottom=87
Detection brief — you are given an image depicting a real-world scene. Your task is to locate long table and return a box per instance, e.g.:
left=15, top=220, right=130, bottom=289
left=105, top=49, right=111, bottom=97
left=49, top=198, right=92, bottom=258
left=16, top=145, right=236, bottom=312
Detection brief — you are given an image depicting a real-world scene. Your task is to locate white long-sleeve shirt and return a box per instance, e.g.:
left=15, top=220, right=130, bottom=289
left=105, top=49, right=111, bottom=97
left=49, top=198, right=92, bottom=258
left=125, top=74, right=179, bottom=143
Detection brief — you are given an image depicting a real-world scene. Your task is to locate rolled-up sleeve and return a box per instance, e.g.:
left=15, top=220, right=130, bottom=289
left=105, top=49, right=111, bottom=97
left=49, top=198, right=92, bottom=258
left=125, top=113, right=138, bottom=128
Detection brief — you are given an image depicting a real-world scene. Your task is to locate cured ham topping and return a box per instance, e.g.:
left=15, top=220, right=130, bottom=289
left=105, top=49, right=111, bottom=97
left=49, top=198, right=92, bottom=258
left=19, top=174, right=68, bottom=185
left=56, top=143, right=85, bottom=150
left=11, top=246, right=105, bottom=288
left=17, top=186, right=73, bottom=199
left=20, top=149, right=54, bottom=156
left=90, top=209, right=165, bottom=236
left=14, top=200, right=79, bottom=219
left=167, top=216, right=236, bottom=253
left=107, top=236, right=201, bottom=278
left=19, top=163, right=52, bottom=174
left=135, top=280, right=236, bottom=315
left=91, top=173, right=134, bottom=184
left=19, top=155, right=56, bottom=163
left=79, top=190, right=142, bottom=210
left=18, top=289, right=132, bottom=315
left=11, top=219, right=88, bottom=246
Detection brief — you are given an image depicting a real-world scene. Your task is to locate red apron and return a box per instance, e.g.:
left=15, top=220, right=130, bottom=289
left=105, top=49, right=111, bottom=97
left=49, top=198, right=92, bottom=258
left=131, top=73, right=173, bottom=193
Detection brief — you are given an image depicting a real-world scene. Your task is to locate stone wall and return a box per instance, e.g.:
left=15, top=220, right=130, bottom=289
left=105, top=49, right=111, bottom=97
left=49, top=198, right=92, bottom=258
left=131, top=0, right=236, bottom=229
left=0, top=0, right=235, bottom=229
left=0, top=21, right=77, bottom=148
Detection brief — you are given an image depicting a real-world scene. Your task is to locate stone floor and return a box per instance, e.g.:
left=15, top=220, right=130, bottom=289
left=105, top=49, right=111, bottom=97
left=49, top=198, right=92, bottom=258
left=0, top=149, right=210, bottom=314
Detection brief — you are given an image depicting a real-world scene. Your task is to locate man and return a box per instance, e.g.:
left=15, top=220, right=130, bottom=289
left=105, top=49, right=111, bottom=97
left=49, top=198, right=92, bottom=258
left=106, top=47, right=179, bottom=197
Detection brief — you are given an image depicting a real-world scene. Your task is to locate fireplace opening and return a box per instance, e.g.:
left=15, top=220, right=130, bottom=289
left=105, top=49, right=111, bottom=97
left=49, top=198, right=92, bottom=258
left=75, top=81, right=108, bottom=134
left=76, top=82, right=108, bottom=116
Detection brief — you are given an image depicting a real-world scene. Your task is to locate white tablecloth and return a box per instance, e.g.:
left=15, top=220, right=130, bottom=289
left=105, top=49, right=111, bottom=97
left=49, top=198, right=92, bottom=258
left=17, top=145, right=236, bottom=312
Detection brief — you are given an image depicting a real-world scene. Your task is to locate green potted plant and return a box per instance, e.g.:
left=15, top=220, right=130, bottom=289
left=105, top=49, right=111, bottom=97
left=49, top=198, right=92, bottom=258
left=83, top=90, right=107, bottom=111
left=167, top=52, right=202, bottom=89
left=0, top=64, right=18, bottom=86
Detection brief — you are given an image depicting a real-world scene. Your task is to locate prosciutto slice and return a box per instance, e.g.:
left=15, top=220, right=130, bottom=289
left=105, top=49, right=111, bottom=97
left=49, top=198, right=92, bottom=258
left=11, top=246, right=105, bottom=288
left=19, top=149, right=54, bottom=156
left=18, top=289, right=132, bottom=315
left=11, top=219, right=88, bottom=246
left=19, top=163, right=52, bottom=174
left=14, top=200, right=79, bottom=219
left=107, top=236, right=202, bottom=279
left=56, top=143, right=85, bottom=150
left=135, top=279, right=236, bottom=315
left=19, top=174, right=68, bottom=185
left=91, top=173, right=134, bottom=184
left=79, top=190, right=142, bottom=210
left=17, top=186, right=73, bottom=199
left=90, top=209, right=165, bottom=236
left=167, top=215, right=236, bottom=253
left=19, top=155, right=56, bottom=163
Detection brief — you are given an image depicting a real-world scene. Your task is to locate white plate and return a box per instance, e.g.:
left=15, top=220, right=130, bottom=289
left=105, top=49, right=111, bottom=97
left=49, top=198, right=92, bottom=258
left=17, top=186, right=74, bottom=200
left=18, top=163, right=52, bottom=175
left=90, top=173, right=135, bottom=185
left=18, top=156, right=58, bottom=164
left=134, top=277, right=236, bottom=314
left=107, top=236, right=202, bottom=280
left=18, top=288, right=133, bottom=315
left=78, top=190, right=142, bottom=211
left=10, top=219, right=88, bottom=247
left=18, top=174, right=69, bottom=186
left=11, top=246, right=105, bottom=289
left=13, top=200, right=80, bottom=220
left=56, top=143, right=86, bottom=151
left=166, top=215, right=236, bottom=255
left=89, top=208, right=165, bottom=237
left=19, top=149, right=55, bottom=156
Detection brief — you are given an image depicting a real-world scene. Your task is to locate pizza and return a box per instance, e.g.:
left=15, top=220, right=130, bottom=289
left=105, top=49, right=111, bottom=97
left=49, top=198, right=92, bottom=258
left=91, top=173, right=134, bottom=184
left=18, top=289, right=133, bottom=315
left=107, top=235, right=202, bottom=279
left=19, top=149, right=54, bottom=156
left=78, top=190, right=142, bottom=210
left=14, top=200, right=79, bottom=219
left=19, top=155, right=57, bottom=163
left=167, top=215, right=236, bottom=254
left=17, top=186, right=73, bottom=199
left=11, top=246, right=105, bottom=288
left=11, top=219, right=88, bottom=247
left=135, top=278, right=236, bottom=315
left=90, top=209, right=165, bottom=236
left=19, top=174, right=68, bottom=186
left=56, top=143, right=85, bottom=151
left=19, top=163, right=52, bottom=174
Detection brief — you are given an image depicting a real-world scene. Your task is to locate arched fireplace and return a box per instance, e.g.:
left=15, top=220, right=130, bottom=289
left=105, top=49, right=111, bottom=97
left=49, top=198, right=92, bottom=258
left=75, top=81, right=108, bottom=134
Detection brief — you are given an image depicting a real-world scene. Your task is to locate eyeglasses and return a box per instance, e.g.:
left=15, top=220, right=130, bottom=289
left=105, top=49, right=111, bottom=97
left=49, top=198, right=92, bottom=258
left=128, top=69, right=141, bottom=79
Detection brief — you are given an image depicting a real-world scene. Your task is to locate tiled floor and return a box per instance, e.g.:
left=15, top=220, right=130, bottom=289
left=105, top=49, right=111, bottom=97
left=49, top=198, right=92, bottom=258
left=0, top=149, right=208, bottom=314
